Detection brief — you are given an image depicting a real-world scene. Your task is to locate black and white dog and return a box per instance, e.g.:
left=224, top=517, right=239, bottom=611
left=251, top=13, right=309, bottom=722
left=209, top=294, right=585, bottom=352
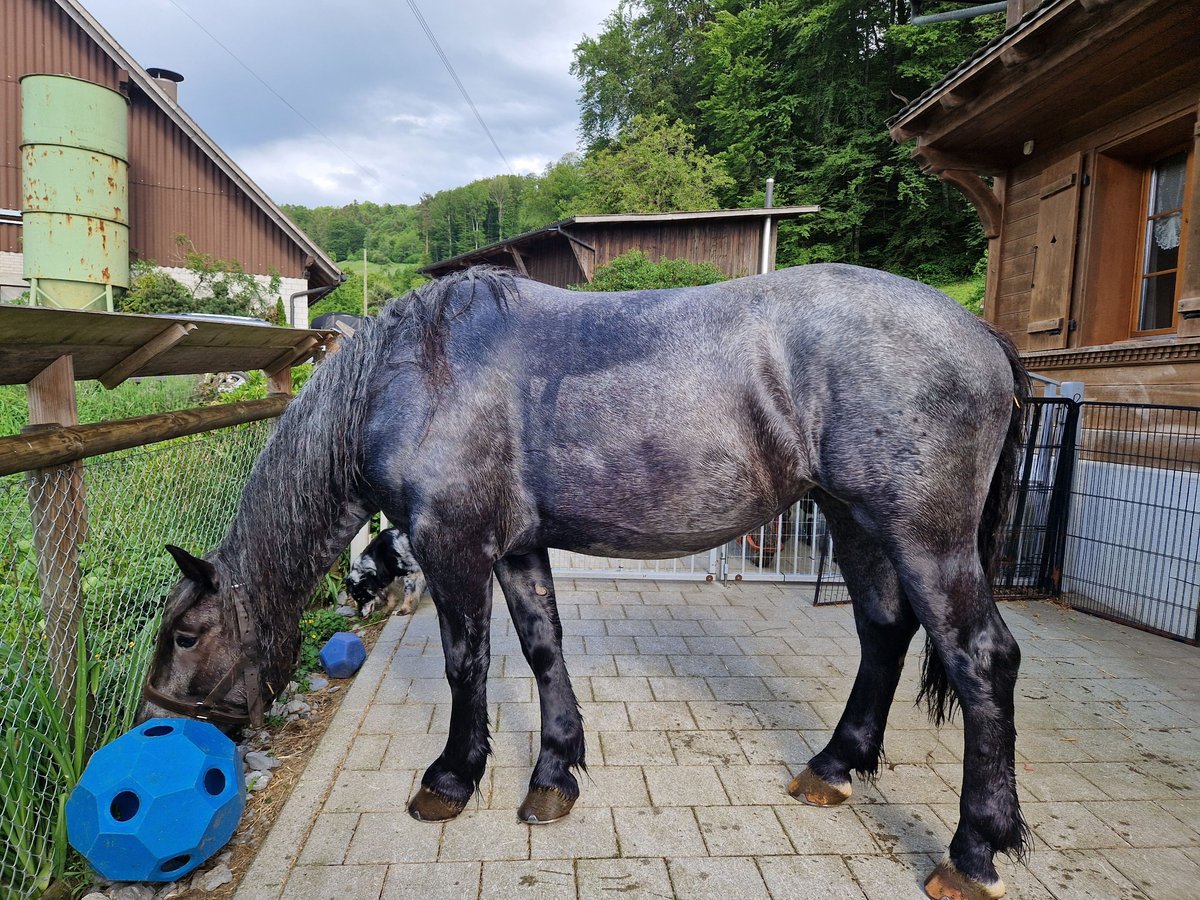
left=345, top=529, right=426, bottom=617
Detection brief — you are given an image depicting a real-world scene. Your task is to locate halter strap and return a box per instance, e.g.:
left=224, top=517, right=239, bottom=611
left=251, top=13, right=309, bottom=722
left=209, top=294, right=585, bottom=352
left=142, top=583, right=265, bottom=730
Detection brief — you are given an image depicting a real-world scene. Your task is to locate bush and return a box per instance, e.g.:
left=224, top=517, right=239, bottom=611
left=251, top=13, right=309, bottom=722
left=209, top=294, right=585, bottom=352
left=574, top=250, right=727, bottom=292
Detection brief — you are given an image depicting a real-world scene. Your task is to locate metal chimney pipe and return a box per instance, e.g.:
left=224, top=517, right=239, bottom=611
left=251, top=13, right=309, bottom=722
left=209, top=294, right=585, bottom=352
left=145, top=67, right=184, bottom=102
left=760, top=177, right=775, bottom=275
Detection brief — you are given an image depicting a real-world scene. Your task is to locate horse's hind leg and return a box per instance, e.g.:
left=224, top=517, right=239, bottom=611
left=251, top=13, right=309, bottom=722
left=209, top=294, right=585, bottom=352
left=494, top=549, right=584, bottom=824
left=407, top=561, right=494, bottom=822
left=790, top=492, right=918, bottom=805
left=892, top=538, right=1026, bottom=900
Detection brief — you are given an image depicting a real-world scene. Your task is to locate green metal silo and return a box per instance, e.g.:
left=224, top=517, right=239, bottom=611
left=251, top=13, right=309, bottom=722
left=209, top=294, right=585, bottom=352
left=20, top=74, right=130, bottom=312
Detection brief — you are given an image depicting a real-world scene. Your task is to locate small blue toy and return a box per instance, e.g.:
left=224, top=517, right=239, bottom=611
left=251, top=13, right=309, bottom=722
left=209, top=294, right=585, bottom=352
left=66, top=718, right=245, bottom=882
left=319, top=631, right=366, bottom=677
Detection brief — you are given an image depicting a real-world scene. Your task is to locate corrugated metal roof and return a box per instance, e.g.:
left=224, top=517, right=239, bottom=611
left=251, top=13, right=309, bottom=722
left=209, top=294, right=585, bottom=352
left=0, top=304, right=335, bottom=385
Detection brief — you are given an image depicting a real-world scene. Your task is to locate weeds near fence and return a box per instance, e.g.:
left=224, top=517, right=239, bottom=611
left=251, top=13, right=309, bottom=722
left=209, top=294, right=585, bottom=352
left=0, top=420, right=273, bottom=897
left=0, top=376, right=202, bottom=433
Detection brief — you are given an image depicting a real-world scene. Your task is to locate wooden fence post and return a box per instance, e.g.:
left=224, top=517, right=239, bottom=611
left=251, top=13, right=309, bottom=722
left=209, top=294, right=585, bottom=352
left=24, top=355, right=86, bottom=717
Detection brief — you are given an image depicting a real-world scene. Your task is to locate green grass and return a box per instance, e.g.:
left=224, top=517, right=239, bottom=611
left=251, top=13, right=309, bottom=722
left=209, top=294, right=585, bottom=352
left=0, top=376, right=202, bottom=436
left=934, top=274, right=986, bottom=316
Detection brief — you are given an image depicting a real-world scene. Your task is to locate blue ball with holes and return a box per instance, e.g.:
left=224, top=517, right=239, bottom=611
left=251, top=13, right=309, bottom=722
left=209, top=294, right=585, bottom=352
left=319, top=631, right=367, bottom=678
left=66, top=717, right=245, bottom=882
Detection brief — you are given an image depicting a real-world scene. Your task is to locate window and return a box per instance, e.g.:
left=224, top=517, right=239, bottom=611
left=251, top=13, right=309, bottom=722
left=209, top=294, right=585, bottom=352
left=1133, top=150, right=1187, bottom=334
left=1081, top=117, right=1194, bottom=348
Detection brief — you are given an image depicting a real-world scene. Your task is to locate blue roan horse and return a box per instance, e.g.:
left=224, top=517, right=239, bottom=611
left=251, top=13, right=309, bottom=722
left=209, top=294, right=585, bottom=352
left=143, top=265, right=1029, bottom=900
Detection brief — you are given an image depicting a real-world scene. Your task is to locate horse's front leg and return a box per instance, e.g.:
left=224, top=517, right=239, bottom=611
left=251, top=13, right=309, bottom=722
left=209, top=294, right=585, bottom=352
left=407, top=560, right=494, bottom=821
left=495, top=549, right=584, bottom=824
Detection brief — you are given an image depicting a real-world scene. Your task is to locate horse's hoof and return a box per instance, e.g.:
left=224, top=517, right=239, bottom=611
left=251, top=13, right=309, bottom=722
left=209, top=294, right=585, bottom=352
left=517, top=786, right=576, bottom=825
left=407, top=786, right=467, bottom=822
left=924, top=859, right=1005, bottom=900
left=787, top=767, right=852, bottom=806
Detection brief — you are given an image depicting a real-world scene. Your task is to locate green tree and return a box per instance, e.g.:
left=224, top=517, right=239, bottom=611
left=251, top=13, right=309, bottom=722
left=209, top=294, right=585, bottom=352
left=516, top=156, right=589, bottom=231
left=118, top=261, right=194, bottom=315
left=327, top=215, right=367, bottom=261
left=577, top=114, right=733, bottom=214
left=572, top=0, right=715, bottom=150
left=574, top=249, right=727, bottom=291
left=118, top=241, right=281, bottom=318
left=571, top=0, right=1002, bottom=280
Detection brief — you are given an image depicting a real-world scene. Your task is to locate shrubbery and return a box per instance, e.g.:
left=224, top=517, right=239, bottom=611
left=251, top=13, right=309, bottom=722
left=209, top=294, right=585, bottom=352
left=574, top=249, right=727, bottom=292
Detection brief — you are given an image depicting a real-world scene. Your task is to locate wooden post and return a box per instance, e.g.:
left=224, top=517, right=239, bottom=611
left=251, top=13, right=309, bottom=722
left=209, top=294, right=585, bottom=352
left=24, top=355, right=85, bottom=717
left=267, top=366, right=293, bottom=397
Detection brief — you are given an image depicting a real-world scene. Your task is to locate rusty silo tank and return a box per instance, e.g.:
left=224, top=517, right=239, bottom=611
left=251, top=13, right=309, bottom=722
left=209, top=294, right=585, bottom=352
left=20, top=74, right=130, bottom=311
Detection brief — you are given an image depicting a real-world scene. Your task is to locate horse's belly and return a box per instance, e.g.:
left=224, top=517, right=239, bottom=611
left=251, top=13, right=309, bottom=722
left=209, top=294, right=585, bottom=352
left=538, top=491, right=803, bottom=560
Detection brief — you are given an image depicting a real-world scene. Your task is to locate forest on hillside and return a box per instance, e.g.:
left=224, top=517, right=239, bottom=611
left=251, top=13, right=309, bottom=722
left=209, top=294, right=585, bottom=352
left=286, top=0, right=1003, bottom=302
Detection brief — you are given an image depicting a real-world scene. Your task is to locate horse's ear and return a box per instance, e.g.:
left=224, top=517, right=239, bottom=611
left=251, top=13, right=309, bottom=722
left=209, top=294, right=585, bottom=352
left=165, top=545, right=219, bottom=592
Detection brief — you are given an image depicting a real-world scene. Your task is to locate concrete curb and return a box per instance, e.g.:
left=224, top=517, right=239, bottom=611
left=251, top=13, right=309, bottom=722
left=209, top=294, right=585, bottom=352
left=234, top=614, right=411, bottom=899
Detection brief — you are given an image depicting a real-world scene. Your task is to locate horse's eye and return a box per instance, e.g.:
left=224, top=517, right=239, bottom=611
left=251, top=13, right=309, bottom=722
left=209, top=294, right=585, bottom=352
left=175, top=633, right=199, bottom=649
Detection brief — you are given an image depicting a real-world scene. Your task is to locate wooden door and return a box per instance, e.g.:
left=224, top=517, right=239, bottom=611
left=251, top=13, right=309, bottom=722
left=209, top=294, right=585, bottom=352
left=1027, top=153, right=1083, bottom=351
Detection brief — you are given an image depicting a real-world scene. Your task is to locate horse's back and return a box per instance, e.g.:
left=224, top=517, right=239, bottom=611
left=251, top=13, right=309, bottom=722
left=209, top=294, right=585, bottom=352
left=375, top=265, right=1018, bottom=559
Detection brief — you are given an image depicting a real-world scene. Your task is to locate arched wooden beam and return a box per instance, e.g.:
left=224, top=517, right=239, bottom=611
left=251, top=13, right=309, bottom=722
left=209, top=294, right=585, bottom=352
left=938, top=169, right=1003, bottom=239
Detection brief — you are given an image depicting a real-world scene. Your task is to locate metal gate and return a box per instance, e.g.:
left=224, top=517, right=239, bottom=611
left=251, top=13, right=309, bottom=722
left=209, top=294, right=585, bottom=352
left=996, top=397, right=1078, bottom=597
left=549, top=495, right=847, bottom=589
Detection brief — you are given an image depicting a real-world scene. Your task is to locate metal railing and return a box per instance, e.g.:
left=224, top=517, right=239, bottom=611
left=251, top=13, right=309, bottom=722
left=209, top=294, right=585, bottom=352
left=0, top=421, right=272, bottom=897
left=1061, top=402, right=1200, bottom=641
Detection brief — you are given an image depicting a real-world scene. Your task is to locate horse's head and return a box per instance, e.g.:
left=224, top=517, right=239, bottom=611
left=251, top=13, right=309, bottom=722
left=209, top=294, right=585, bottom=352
left=139, top=545, right=266, bottom=735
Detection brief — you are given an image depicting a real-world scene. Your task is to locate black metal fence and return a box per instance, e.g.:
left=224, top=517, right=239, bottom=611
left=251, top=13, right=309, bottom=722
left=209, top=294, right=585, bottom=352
left=997, top=398, right=1078, bottom=599
left=1060, top=402, right=1200, bottom=642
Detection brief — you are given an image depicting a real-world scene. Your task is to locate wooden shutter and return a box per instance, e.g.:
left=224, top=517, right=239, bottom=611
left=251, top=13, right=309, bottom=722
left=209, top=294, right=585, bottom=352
left=1026, top=153, right=1082, bottom=351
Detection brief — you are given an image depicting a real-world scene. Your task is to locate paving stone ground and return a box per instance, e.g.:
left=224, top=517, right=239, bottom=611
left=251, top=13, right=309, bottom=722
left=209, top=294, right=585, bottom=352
left=235, top=580, right=1200, bottom=900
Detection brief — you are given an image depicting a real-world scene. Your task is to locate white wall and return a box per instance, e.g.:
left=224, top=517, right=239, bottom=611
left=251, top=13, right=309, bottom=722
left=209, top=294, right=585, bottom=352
left=156, top=265, right=309, bottom=326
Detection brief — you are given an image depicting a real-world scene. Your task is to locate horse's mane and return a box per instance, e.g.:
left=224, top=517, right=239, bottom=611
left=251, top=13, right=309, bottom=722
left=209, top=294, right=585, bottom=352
left=381, top=266, right=517, bottom=387
left=215, top=267, right=517, bottom=683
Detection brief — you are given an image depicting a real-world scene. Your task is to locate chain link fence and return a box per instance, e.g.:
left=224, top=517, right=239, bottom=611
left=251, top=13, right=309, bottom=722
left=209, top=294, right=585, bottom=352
left=0, top=420, right=272, bottom=897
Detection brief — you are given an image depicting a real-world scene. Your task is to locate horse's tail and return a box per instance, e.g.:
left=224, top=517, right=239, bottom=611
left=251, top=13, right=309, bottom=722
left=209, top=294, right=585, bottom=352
left=918, top=323, right=1029, bottom=726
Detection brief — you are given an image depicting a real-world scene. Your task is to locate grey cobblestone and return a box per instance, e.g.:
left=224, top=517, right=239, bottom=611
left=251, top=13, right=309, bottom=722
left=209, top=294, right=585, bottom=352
left=236, top=583, right=1200, bottom=900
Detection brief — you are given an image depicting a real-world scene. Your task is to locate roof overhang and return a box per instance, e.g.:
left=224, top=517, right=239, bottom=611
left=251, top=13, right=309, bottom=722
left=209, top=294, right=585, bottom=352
left=890, top=0, right=1199, bottom=170
left=422, top=206, right=820, bottom=274
left=54, top=0, right=343, bottom=289
left=0, top=305, right=336, bottom=387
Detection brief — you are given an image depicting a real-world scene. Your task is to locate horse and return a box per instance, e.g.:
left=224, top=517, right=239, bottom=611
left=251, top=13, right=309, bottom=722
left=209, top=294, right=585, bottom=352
left=141, top=264, right=1029, bottom=900
left=345, top=528, right=427, bottom=617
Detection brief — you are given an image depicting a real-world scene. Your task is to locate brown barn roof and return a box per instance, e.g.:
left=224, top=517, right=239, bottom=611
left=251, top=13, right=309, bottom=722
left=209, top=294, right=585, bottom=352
left=422, top=207, right=818, bottom=276
left=11, top=0, right=341, bottom=288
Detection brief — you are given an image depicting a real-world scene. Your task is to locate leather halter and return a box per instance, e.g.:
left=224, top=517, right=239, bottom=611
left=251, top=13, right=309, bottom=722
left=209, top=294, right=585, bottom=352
left=142, top=583, right=266, bottom=730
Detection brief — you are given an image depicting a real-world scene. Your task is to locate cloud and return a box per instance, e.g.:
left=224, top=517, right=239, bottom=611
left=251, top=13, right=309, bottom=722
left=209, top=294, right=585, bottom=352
left=82, top=0, right=613, bottom=206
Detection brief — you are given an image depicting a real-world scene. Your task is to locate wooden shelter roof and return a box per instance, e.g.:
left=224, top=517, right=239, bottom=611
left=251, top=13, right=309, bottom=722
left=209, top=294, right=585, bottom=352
left=421, top=207, right=819, bottom=275
left=0, top=305, right=335, bottom=387
left=889, top=0, right=1197, bottom=168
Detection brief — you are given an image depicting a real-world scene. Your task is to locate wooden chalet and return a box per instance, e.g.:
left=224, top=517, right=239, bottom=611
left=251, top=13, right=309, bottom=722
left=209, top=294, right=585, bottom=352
left=421, top=207, right=818, bottom=288
left=891, top=0, right=1200, bottom=405
left=1, top=0, right=341, bottom=318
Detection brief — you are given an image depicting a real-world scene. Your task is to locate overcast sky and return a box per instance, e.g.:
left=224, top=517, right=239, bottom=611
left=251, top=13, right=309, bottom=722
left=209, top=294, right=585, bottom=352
left=83, top=0, right=614, bottom=208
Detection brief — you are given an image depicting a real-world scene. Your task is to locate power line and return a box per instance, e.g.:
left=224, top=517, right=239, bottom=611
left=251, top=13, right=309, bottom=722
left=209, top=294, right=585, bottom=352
left=162, top=0, right=376, bottom=183
left=401, top=0, right=515, bottom=175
